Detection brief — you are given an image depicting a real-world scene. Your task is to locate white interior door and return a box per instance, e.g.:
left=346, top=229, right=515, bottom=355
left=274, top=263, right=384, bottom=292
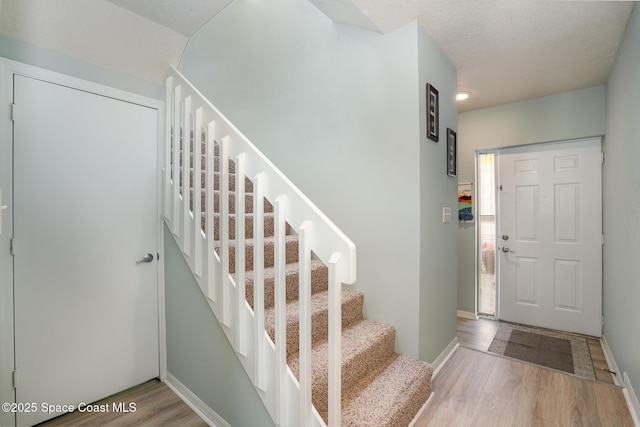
left=498, top=138, right=602, bottom=337
left=13, top=75, right=159, bottom=426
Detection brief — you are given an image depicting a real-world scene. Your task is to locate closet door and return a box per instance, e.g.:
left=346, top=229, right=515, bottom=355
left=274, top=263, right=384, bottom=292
left=13, top=75, right=159, bottom=426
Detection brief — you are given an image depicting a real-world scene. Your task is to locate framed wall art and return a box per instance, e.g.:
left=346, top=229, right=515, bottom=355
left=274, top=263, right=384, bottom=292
left=458, top=182, right=474, bottom=222
left=447, top=128, right=457, bottom=177
left=426, top=83, right=439, bottom=142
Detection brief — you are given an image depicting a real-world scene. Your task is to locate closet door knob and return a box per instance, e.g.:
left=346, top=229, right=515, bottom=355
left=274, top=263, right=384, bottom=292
left=136, top=253, right=154, bottom=264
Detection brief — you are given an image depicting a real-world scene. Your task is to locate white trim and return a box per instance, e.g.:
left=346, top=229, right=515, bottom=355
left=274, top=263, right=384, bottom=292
left=408, top=392, right=434, bottom=427
left=457, top=310, right=479, bottom=320
left=623, top=373, right=640, bottom=427
left=156, top=96, right=167, bottom=383
left=164, top=372, right=231, bottom=427
left=601, top=335, right=624, bottom=387
left=432, top=337, right=460, bottom=378
left=1, top=56, right=162, bottom=109
left=0, top=58, right=15, bottom=427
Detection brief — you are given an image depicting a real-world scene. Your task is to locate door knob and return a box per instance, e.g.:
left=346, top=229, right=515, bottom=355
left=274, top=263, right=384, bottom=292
left=501, top=246, right=515, bottom=254
left=136, top=253, right=154, bottom=264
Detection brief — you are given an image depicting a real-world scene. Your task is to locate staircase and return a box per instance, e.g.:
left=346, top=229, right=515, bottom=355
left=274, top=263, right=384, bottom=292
left=163, top=67, right=432, bottom=426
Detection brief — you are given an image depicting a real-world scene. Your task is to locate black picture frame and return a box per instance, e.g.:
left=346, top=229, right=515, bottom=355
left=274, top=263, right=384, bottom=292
left=447, top=128, right=457, bottom=177
left=426, top=83, right=439, bottom=142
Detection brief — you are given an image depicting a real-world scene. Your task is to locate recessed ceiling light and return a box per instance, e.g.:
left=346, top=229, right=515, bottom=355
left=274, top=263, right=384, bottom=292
left=456, top=91, right=470, bottom=101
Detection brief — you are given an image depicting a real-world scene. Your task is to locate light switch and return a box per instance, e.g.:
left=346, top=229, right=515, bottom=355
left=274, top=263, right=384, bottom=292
left=442, top=207, right=451, bottom=223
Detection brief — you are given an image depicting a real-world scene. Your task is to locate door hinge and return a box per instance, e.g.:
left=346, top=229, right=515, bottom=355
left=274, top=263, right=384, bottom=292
left=601, top=152, right=605, bottom=164
left=602, top=234, right=605, bottom=245
left=0, top=187, right=7, bottom=236
left=12, top=370, right=17, bottom=389
left=10, top=237, right=15, bottom=256
left=11, top=103, right=16, bottom=122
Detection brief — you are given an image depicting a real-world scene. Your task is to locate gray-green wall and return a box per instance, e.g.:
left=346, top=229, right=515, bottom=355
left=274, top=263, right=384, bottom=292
left=0, top=34, right=162, bottom=99
left=417, top=24, right=459, bottom=362
left=164, top=225, right=274, bottom=427
left=179, top=0, right=458, bottom=361
left=603, top=5, right=640, bottom=396
left=457, top=86, right=606, bottom=314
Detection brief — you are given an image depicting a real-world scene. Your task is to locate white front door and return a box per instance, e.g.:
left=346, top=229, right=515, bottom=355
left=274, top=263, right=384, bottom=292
left=498, top=138, right=602, bottom=337
left=13, top=75, right=159, bottom=426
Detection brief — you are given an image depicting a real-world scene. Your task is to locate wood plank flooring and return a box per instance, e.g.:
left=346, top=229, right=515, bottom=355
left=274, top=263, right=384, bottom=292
left=457, top=317, right=615, bottom=384
left=456, top=317, right=500, bottom=352
left=415, top=318, right=633, bottom=426
left=37, top=380, right=206, bottom=427
left=35, top=318, right=630, bottom=426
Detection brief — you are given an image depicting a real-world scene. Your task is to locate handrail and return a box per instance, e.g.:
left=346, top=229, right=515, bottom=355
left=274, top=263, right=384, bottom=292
left=162, top=66, right=355, bottom=426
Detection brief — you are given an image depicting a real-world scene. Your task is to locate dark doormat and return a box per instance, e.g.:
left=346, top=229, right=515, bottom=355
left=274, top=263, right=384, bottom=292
left=488, top=322, right=596, bottom=380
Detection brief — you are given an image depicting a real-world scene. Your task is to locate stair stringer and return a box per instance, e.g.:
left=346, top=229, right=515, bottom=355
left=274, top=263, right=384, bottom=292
left=162, top=66, right=355, bottom=427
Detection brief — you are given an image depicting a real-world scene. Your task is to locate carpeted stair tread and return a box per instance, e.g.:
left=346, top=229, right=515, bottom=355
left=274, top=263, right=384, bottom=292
left=183, top=168, right=254, bottom=192
left=214, top=234, right=299, bottom=273
left=341, top=354, right=433, bottom=427
left=171, top=154, right=236, bottom=173
left=203, top=212, right=276, bottom=240
left=241, top=259, right=328, bottom=309
left=264, top=288, right=364, bottom=358
left=189, top=188, right=274, bottom=214
left=287, top=319, right=397, bottom=420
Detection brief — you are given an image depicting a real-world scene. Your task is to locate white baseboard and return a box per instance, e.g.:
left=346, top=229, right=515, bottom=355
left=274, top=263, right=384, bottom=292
left=406, top=337, right=459, bottom=426
left=601, top=335, right=624, bottom=387
left=432, top=337, right=460, bottom=379
left=601, top=336, right=639, bottom=425
left=407, top=338, right=459, bottom=426
left=164, top=372, right=231, bottom=427
left=457, top=310, right=478, bottom=320
left=623, top=373, right=640, bottom=427
left=408, top=391, right=434, bottom=427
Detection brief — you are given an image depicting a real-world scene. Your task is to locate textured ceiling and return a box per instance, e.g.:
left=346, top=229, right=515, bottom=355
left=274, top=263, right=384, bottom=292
left=313, top=0, right=635, bottom=111
left=1, top=0, right=634, bottom=111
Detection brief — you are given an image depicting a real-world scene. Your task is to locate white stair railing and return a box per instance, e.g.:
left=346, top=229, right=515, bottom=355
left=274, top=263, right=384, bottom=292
left=162, top=66, right=356, bottom=427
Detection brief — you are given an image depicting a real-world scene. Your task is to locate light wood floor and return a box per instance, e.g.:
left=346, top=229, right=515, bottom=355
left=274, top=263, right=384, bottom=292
left=36, top=318, right=631, bottom=426
left=37, top=380, right=206, bottom=427
left=415, top=318, right=634, bottom=426
left=456, top=317, right=616, bottom=384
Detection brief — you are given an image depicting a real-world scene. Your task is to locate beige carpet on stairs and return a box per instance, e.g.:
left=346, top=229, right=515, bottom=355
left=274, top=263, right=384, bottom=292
left=179, top=134, right=433, bottom=426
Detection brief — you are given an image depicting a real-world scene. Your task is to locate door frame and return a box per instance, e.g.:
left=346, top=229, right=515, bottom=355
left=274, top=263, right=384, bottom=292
left=0, top=58, right=166, bottom=427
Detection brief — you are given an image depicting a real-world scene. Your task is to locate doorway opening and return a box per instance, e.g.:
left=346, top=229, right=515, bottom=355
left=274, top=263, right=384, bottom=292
left=477, top=152, right=496, bottom=316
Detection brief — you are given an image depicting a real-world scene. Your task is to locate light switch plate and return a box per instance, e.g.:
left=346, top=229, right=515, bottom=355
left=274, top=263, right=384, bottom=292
left=443, top=207, right=451, bottom=223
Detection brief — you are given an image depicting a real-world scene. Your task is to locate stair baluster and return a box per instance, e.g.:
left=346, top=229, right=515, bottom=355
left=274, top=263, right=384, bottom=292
left=253, top=172, right=266, bottom=390
left=193, top=107, right=203, bottom=277
left=274, top=195, right=288, bottom=425
left=206, top=124, right=217, bottom=302
left=235, top=152, right=248, bottom=356
left=182, top=95, right=191, bottom=255
left=299, top=221, right=313, bottom=426
left=171, top=83, right=181, bottom=237
left=164, top=65, right=357, bottom=427
left=327, top=252, right=342, bottom=427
